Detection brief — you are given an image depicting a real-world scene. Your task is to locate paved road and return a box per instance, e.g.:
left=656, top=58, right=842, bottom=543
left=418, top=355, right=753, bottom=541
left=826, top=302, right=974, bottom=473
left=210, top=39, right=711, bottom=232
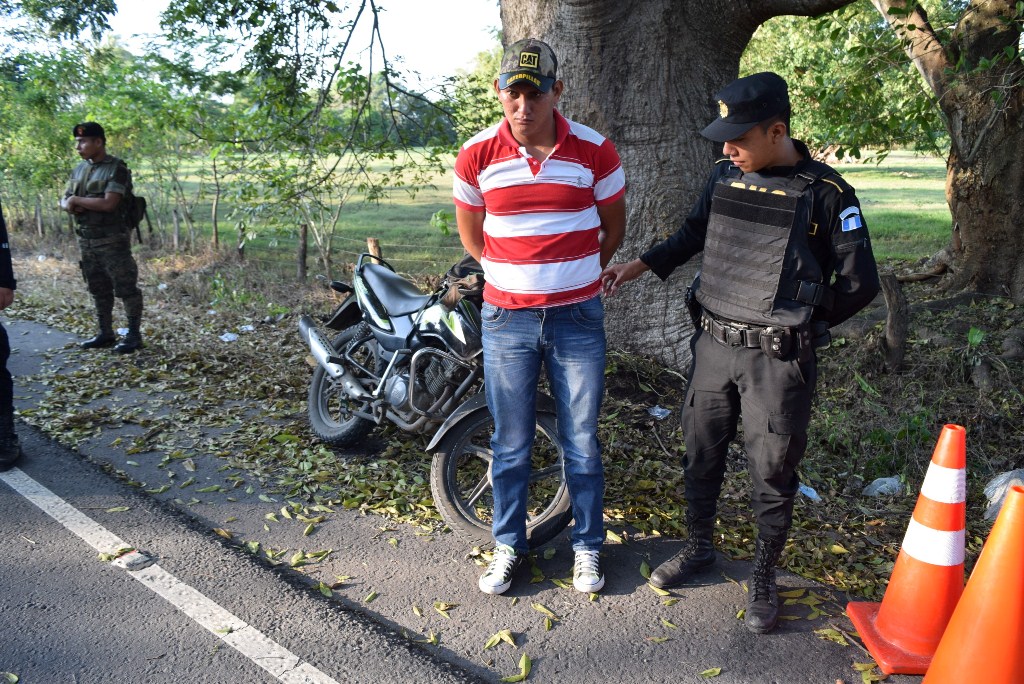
left=1, top=316, right=923, bottom=683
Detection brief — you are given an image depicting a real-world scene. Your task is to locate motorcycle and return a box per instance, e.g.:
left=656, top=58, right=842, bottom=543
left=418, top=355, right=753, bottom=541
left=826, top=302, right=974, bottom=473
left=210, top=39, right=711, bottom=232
left=298, top=253, right=572, bottom=548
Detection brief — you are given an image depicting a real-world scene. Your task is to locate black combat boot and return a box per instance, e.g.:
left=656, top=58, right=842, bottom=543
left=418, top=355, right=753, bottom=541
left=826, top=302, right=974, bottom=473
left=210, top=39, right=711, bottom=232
left=649, top=514, right=717, bottom=588
left=745, top=532, right=788, bottom=634
left=80, top=311, right=116, bottom=349
left=113, top=316, right=143, bottom=354
left=0, top=412, right=23, bottom=471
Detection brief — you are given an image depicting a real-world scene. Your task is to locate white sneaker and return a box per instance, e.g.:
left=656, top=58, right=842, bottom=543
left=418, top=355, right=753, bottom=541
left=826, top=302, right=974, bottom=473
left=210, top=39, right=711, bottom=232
left=573, top=549, right=605, bottom=593
left=478, top=545, right=522, bottom=595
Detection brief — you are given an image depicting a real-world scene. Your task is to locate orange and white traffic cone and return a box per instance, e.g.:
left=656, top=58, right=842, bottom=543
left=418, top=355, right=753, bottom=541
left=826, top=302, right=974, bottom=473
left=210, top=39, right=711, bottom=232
left=847, top=424, right=967, bottom=675
left=922, top=484, right=1024, bottom=683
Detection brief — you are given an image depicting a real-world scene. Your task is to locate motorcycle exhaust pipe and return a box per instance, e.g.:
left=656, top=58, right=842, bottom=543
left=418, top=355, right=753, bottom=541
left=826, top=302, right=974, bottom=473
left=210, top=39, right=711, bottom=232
left=298, top=315, right=371, bottom=400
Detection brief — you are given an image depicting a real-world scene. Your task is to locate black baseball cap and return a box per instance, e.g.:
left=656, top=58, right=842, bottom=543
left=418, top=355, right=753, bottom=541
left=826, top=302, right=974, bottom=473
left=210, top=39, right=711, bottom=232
left=73, top=122, right=105, bottom=140
left=700, top=72, right=789, bottom=142
left=498, top=38, right=558, bottom=93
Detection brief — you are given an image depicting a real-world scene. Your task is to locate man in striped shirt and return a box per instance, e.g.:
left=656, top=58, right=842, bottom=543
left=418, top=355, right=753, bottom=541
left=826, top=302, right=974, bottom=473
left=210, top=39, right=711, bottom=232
left=453, top=38, right=626, bottom=596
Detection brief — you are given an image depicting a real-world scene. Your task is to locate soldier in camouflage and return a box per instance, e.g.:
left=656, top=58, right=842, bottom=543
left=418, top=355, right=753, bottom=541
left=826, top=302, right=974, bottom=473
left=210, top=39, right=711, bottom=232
left=0, top=199, right=22, bottom=470
left=61, top=122, right=144, bottom=354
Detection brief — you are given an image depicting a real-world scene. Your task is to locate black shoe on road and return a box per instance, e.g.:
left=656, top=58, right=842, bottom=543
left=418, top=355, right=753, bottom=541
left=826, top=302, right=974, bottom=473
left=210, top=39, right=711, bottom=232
left=113, top=332, right=143, bottom=354
left=80, top=332, right=117, bottom=349
left=649, top=540, right=716, bottom=588
left=0, top=435, right=22, bottom=471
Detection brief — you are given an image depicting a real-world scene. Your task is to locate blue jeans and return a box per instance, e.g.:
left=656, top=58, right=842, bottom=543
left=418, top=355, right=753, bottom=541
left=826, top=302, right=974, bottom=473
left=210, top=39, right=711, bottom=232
left=481, top=296, right=607, bottom=553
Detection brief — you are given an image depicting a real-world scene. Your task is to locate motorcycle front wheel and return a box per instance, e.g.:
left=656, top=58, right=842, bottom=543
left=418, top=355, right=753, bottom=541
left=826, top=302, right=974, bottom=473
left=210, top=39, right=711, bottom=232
left=430, top=408, right=573, bottom=549
left=307, top=323, right=377, bottom=446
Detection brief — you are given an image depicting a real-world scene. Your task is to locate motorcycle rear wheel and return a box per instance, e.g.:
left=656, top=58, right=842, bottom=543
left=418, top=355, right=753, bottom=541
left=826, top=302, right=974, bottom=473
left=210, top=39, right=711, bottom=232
left=307, top=323, right=377, bottom=446
left=430, top=408, right=572, bottom=549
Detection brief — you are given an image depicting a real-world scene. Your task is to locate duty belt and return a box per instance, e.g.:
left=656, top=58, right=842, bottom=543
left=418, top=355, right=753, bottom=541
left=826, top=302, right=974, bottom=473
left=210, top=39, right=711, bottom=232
left=700, top=311, right=784, bottom=349
left=77, top=233, right=129, bottom=248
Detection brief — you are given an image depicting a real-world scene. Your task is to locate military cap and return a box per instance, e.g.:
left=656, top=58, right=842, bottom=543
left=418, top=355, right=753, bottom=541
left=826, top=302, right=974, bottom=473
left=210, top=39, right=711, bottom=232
left=73, top=122, right=106, bottom=139
left=498, top=38, right=558, bottom=93
left=700, top=72, right=789, bottom=143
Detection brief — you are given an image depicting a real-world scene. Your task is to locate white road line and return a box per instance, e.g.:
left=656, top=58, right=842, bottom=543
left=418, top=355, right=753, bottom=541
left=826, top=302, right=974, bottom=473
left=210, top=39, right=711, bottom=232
left=0, top=467, right=341, bottom=684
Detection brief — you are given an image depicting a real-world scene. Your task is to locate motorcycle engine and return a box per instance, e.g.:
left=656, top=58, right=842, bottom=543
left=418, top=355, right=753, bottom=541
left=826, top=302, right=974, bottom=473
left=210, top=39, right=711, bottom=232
left=386, top=355, right=468, bottom=420
left=424, top=355, right=464, bottom=396
left=384, top=372, right=434, bottom=415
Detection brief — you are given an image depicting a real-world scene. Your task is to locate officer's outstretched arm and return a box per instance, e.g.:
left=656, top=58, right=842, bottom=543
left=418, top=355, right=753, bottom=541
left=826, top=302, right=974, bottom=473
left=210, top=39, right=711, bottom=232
left=600, top=258, right=649, bottom=297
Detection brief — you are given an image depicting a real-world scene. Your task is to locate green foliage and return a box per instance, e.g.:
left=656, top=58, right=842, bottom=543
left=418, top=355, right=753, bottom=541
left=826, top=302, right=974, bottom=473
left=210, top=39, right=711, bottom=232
left=2, top=0, right=116, bottom=39
left=450, top=39, right=503, bottom=142
left=742, top=4, right=950, bottom=158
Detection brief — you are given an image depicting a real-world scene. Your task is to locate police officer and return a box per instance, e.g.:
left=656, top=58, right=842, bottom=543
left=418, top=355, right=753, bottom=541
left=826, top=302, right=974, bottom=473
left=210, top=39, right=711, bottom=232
left=61, top=122, right=144, bottom=354
left=0, top=199, right=21, bottom=470
left=602, top=72, right=879, bottom=634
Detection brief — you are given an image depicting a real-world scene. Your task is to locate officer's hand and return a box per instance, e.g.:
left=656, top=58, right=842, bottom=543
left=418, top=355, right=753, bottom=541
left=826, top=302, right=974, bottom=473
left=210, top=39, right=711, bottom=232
left=600, top=259, right=649, bottom=297
left=0, top=288, right=14, bottom=311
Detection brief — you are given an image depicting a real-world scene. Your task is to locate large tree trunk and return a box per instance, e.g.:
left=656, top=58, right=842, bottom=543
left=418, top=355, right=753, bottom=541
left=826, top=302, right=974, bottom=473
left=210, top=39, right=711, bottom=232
left=945, top=85, right=1024, bottom=299
left=500, top=0, right=856, bottom=369
left=870, top=0, right=1024, bottom=300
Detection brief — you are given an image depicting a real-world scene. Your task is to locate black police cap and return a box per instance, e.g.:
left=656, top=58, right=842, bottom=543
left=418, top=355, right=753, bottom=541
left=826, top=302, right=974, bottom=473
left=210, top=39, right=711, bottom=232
left=700, top=72, right=789, bottom=143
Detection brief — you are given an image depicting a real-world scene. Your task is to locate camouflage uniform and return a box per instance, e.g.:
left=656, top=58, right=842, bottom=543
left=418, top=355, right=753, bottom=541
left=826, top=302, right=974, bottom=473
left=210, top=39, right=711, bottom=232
left=64, top=153, right=144, bottom=351
left=0, top=199, right=21, bottom=469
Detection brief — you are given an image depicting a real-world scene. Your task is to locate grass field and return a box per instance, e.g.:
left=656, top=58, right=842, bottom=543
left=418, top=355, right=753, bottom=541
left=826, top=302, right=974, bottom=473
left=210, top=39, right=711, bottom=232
left=76, top=148, right=953, bottom=277
left=313, top=149, right=954, bottom=270
left=835, top=150, right=950, bottom=260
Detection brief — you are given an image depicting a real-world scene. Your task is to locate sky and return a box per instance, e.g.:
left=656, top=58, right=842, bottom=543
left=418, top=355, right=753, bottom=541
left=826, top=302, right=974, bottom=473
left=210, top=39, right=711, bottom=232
left=106, top=0, right=501, bottom=85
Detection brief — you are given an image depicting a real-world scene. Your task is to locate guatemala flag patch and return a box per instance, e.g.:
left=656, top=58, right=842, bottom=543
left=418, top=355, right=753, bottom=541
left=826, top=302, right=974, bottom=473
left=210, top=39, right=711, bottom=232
left=840, top=206, right=863, bottom=232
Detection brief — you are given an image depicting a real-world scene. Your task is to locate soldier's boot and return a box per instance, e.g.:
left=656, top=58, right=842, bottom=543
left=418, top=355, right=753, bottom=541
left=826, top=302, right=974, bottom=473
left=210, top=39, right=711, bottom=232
left=0, top=411, right=23, bottom=471
left=649, top=514, right=717, bottom=588
left=744, top=531, right=788, bottom=634
left=80, top=310, right=116, bottom=349
left=114, top=316, right=143, bottom=354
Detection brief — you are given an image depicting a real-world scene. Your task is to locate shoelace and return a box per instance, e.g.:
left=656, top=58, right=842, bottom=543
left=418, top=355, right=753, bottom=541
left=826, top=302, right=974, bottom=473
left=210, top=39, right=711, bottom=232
left=487, top=548, right=517, bottom=577
left=575, top=550, right=600, bottom=577
left=749, top=566, right=776, bottom=602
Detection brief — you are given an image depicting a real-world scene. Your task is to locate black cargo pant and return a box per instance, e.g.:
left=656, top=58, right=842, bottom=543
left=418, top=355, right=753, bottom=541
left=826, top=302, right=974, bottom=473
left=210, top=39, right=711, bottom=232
left=680, top=328, right=817, bottom=537
left=79, top=236, right=143, bottom=320
left=0, top=322, right=11, bottom=416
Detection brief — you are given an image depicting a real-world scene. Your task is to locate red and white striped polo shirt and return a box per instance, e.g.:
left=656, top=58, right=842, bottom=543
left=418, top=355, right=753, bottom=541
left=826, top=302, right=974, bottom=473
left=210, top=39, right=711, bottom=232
left=453, top=109, right=626, bottom=309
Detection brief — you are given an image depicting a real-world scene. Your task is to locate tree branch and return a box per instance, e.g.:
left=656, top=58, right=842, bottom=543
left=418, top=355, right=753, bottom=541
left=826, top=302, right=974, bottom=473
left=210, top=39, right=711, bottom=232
left=868, top=0, right=952, bottom=104
left=755, top=0, right=859, bottom=21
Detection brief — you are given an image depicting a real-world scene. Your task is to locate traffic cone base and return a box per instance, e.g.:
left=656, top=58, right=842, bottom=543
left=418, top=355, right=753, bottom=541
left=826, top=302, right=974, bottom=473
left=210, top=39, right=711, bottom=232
left=846, top=424, right=967, bottom=675
left=848, top=602, right=934, bottom=675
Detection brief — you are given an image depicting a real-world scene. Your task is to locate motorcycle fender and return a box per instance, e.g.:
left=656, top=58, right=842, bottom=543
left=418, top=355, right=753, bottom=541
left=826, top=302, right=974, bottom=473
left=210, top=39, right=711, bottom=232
left=426, top=392, right=556, bottom=453
left=325, top=297, right=362, bottom=331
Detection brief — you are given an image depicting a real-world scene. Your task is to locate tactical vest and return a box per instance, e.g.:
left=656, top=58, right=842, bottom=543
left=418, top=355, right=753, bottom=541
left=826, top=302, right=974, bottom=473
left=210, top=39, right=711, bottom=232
left=66, top=156, right=131, bottom=237
left=696, top=162, right=836, bottom=328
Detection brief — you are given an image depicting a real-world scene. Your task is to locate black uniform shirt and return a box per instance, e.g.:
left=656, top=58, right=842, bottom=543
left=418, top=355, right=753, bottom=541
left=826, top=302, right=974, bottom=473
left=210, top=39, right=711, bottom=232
left=0, top=200, right=16, bottom=291
left=640, top=140, right=879, bottom=327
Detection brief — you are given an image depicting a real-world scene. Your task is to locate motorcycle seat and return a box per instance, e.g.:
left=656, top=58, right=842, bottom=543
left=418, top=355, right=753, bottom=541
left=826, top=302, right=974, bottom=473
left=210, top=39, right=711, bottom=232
left=362, top=263, right=434, bottom=315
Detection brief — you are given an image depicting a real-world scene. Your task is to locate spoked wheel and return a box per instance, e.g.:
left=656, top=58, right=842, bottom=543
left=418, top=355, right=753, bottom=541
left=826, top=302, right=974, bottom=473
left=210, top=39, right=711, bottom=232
left=429, top=408, right=572, bottom=549
left=306, top=323, right=378, bottom=446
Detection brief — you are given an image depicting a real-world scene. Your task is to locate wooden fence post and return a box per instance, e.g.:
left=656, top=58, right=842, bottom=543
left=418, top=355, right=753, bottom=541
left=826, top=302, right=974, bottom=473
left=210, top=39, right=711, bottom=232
left=367, top=237, right=381, bottom=259
left=297, top=223, right=308, bottom=281
left=172, top=208, right=181, bottom=252
left=34, top=196, right=44, bottom=237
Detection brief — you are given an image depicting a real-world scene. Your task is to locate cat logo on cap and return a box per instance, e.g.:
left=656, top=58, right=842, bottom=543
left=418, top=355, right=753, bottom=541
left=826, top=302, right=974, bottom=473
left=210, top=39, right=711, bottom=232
left=519, top=51, right=540, bottom=69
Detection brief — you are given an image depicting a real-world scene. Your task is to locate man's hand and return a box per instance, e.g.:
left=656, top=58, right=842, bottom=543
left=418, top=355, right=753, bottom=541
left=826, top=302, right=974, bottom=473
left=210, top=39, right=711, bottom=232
left=600, top=258, right=650, bottom=297
left=0, top=288, right=14, bottom=311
